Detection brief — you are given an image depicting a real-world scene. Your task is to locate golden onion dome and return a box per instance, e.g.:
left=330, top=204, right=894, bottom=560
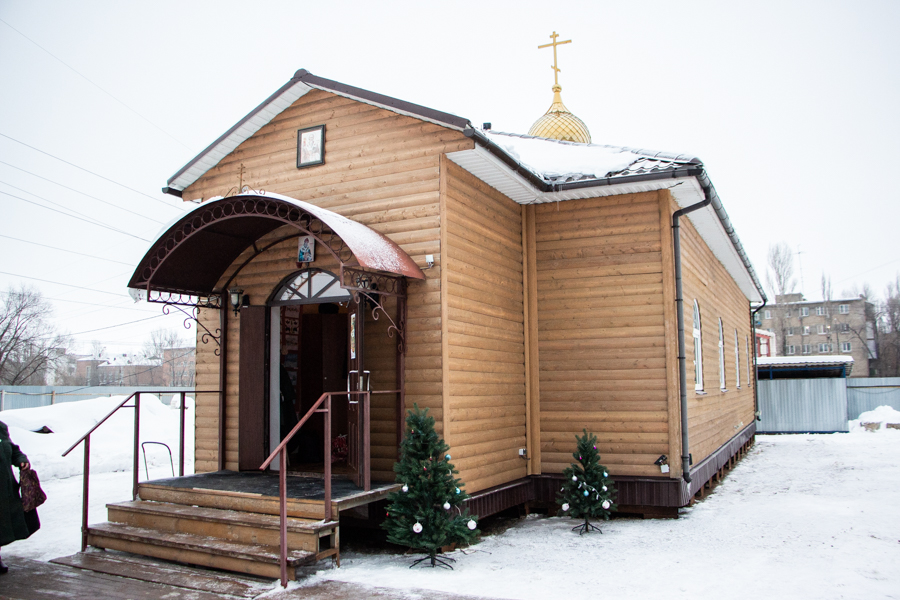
left=528, top=84, right=591, bottom=144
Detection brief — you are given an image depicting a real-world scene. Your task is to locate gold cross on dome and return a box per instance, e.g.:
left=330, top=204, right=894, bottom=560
left=538, top=31, right=572, bottom=86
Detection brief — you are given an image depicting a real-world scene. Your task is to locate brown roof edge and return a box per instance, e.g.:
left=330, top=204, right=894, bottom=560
left=164, top=69, right=472, bottom=196
left=296, top=70, right=471, bottom=131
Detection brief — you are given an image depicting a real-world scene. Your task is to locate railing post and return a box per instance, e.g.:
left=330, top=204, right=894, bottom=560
left=279, top=449, right=288, bottom=588
left=51, top=390, right=56, bottom=405
left=363, top=391, right=371, bottom=491
left=133, top=392, right=140, bottom=500
left=178, top=392, right=186, bottom=477
left=81, top=435, right=90, bottom=552
left=324, top=394, right=332, bottom=522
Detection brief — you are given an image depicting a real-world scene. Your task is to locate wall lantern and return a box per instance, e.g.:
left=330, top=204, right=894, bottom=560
left=229, top=286, right=244, bottom=316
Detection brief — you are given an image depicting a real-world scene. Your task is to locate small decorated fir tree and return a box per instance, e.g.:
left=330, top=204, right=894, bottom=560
left=382, top=405, right=479, bottom=568
left=557, top=429, right=617, bottom=534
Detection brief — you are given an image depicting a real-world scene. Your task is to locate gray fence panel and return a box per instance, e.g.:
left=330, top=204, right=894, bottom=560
left=0, top=386, right=194, bottom=411
left=758, top=378, right=849, bottom=433
left=847, top=377, right=900, bottom=420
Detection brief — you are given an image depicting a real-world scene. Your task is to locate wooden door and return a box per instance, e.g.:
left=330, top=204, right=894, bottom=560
left=238, top=306, right=267, bottom=471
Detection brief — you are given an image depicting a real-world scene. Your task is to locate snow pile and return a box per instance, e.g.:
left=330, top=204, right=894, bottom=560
left=850, top=405, right=900, bottom=433
left=0, top=394, right=194, bottom=481
left=1, top=395, right=195, bottom=562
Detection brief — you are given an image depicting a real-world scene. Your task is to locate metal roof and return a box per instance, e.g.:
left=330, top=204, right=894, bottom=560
left=161, top=70, right=764, bottom=302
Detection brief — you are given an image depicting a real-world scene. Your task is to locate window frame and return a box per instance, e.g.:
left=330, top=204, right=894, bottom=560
left=718, top=318, right=726, bottom=391
left=734, top=329, right=741, bottom=388
left=693, top=300, right=704, bottom=392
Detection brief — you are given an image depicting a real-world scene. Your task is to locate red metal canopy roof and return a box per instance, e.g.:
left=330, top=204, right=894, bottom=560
left=128, top=192, right=425, bottom=298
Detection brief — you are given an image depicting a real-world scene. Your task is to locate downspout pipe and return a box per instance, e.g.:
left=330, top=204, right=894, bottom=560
left=673, top=198, right=711, bottom=484
left=750, top=299, right=767, bottom=421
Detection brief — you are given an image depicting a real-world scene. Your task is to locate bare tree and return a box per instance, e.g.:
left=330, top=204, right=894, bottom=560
left=766, top=242, right=797, bottom=299
left=143, top=328, right=194, bottom=386
left=765, top=242, right=798, bottom=355
left=877, top=275, right=900, bottom=376
left=0, top=286, right=70, bottom=385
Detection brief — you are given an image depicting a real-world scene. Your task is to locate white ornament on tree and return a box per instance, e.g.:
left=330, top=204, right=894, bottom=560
left=467, top=519, right=477, bottom=530
left=413, top=522, right=423, bottom=534
left=443, top=502, right=451, bottom=510
left=602, top=500, right=611, bottom=510
left=402, top=485, right=409, bottom=493
left=602, top=485, right=607, bottom=492
left=572, top=475, right=578, bottom=482
left=561, top=503, right=570, bottom=511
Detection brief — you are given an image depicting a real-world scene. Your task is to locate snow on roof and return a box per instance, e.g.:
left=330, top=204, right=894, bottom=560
left=482, top=130, right=699, bottom=184
left=757, top=356, right=854, bottom=367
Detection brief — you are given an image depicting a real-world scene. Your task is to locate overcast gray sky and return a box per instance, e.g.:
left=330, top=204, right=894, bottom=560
left=1, top=0, right=898, bottom=353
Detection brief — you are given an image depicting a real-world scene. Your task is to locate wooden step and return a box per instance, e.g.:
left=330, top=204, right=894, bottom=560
left=107, top=500, right=338, bottom=553
left=138, top=483, right=331, bottom=519
left=51, top=551, right=271, bottom=598
left=87, top=522, right=316, bottom=580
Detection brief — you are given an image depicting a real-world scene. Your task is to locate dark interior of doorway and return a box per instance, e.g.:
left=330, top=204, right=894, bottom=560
left=279, top=303, right=350, bottom=474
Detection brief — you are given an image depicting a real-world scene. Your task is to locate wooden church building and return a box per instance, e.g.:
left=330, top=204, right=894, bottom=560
left=113, top=59, right=765, bottom=576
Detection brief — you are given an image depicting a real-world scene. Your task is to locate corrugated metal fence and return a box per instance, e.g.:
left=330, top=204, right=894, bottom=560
left=758, top=377, right=900, bottom=433
left=0, top=386, right=195, bottom=411
left=847, top=378, right=900, bottom=418
left=758, top=378, right=849, bottom=433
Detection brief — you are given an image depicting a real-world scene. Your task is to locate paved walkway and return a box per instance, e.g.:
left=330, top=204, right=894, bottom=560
left=0, top=556, right=500, bottom=600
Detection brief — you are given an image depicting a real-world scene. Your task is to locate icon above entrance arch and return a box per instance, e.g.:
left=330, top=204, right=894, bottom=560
left=270, top=268, right=351, bottom=306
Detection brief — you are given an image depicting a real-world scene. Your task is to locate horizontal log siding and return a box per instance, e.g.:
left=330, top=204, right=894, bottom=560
left=535, top=192, right=669, bottom=478
left=184, top=90, right=472, bottom=471
left=678, top=205, right=756, bottom=466
left=443, top=160, right=527, bottom=494
left=194, top=307, right=221, bottom=473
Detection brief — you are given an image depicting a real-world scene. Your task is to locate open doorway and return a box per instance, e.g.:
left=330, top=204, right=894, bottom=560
left=268, top=268, right=353, bottom=474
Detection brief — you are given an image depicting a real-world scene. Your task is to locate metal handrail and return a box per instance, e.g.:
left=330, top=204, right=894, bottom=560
left=259, top=389, right=371, bottom=588
left=62, top=390, right=212, bottom=552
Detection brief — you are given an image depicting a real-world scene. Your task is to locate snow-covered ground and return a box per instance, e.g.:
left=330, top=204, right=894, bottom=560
left=2, top=400, right=898, bottom=599
left=1, top=394, right=194, bottom=561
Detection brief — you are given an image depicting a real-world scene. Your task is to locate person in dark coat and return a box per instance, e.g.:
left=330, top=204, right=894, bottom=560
left=0, top=420, right=31, bottom=575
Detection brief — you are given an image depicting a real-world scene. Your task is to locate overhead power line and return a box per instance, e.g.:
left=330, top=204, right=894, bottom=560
left=0, top=269, right=127, bottom=297
left=0, top=17, right=193, bottom=152
left=0, top=189, right=150, bottom=242
left=0, top=132, right=182, bottom=210
left=0, top=233, right=134, bottom=265
left=0, top=159, right=165, bottom=223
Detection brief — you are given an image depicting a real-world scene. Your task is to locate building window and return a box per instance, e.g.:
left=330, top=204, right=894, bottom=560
left=817, top=324, right=827, bottom=334
left=802, top=344, right=811, bottom=355
left=839, top=323, right=850, bottom=333
left=803, top=326, right=810, bottom=335
left=839, top=304, right=849, bottom=314
left=745, top=336, right=751, bottom=387
left=841, top=342, right=852, bottom=352
left=764, top=310, right=771, bottom=320
left=787, top=345, right=796, bottom=355
left=816, top=307, right=827, bottom=316
left=787, top=327, right=794, bottom=336
left=784, top=309, right=791, bottom=318
left=718, top=318, right=726, bottom=391
left=800, top=307, right=809, bottom=317
left=734, top=329, right=741, bottom=388
left=818, top=343, right=832, bottom=353
left=693, top=300, right=703, bottom=392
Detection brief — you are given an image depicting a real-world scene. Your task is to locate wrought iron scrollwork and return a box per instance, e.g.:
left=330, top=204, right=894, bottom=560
left=151, top=293, right=222, bottom=356
left=352, top=289, right=405, bottom=353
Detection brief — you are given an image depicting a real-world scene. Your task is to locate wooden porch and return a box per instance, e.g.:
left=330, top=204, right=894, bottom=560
left=84, top=471, right=398, bottom=580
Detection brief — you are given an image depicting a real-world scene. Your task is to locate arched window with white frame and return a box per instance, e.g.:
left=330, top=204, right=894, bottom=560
left=734, top=329, right=741, bottom=388
left=718, top=318, right=726, bottom=390
left=693, top=300, right=703, bottom=391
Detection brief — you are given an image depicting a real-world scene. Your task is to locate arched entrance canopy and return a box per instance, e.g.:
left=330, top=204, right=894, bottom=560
left=128, top=191, right=425, bottom=302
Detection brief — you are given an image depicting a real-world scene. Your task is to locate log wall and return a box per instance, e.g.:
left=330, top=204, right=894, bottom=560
left=442, top=159, right=527, bottom=493
left=184, top=90, right=472, bottom=472
left=677, top=199, right=756, bottom=466
left=533, top=191, right=670, bottom=478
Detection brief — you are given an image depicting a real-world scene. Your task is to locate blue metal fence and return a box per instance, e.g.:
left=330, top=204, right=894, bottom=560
left=757, top=378, right=849, bottom=433
left=0, top=386, right=195, bottom=411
